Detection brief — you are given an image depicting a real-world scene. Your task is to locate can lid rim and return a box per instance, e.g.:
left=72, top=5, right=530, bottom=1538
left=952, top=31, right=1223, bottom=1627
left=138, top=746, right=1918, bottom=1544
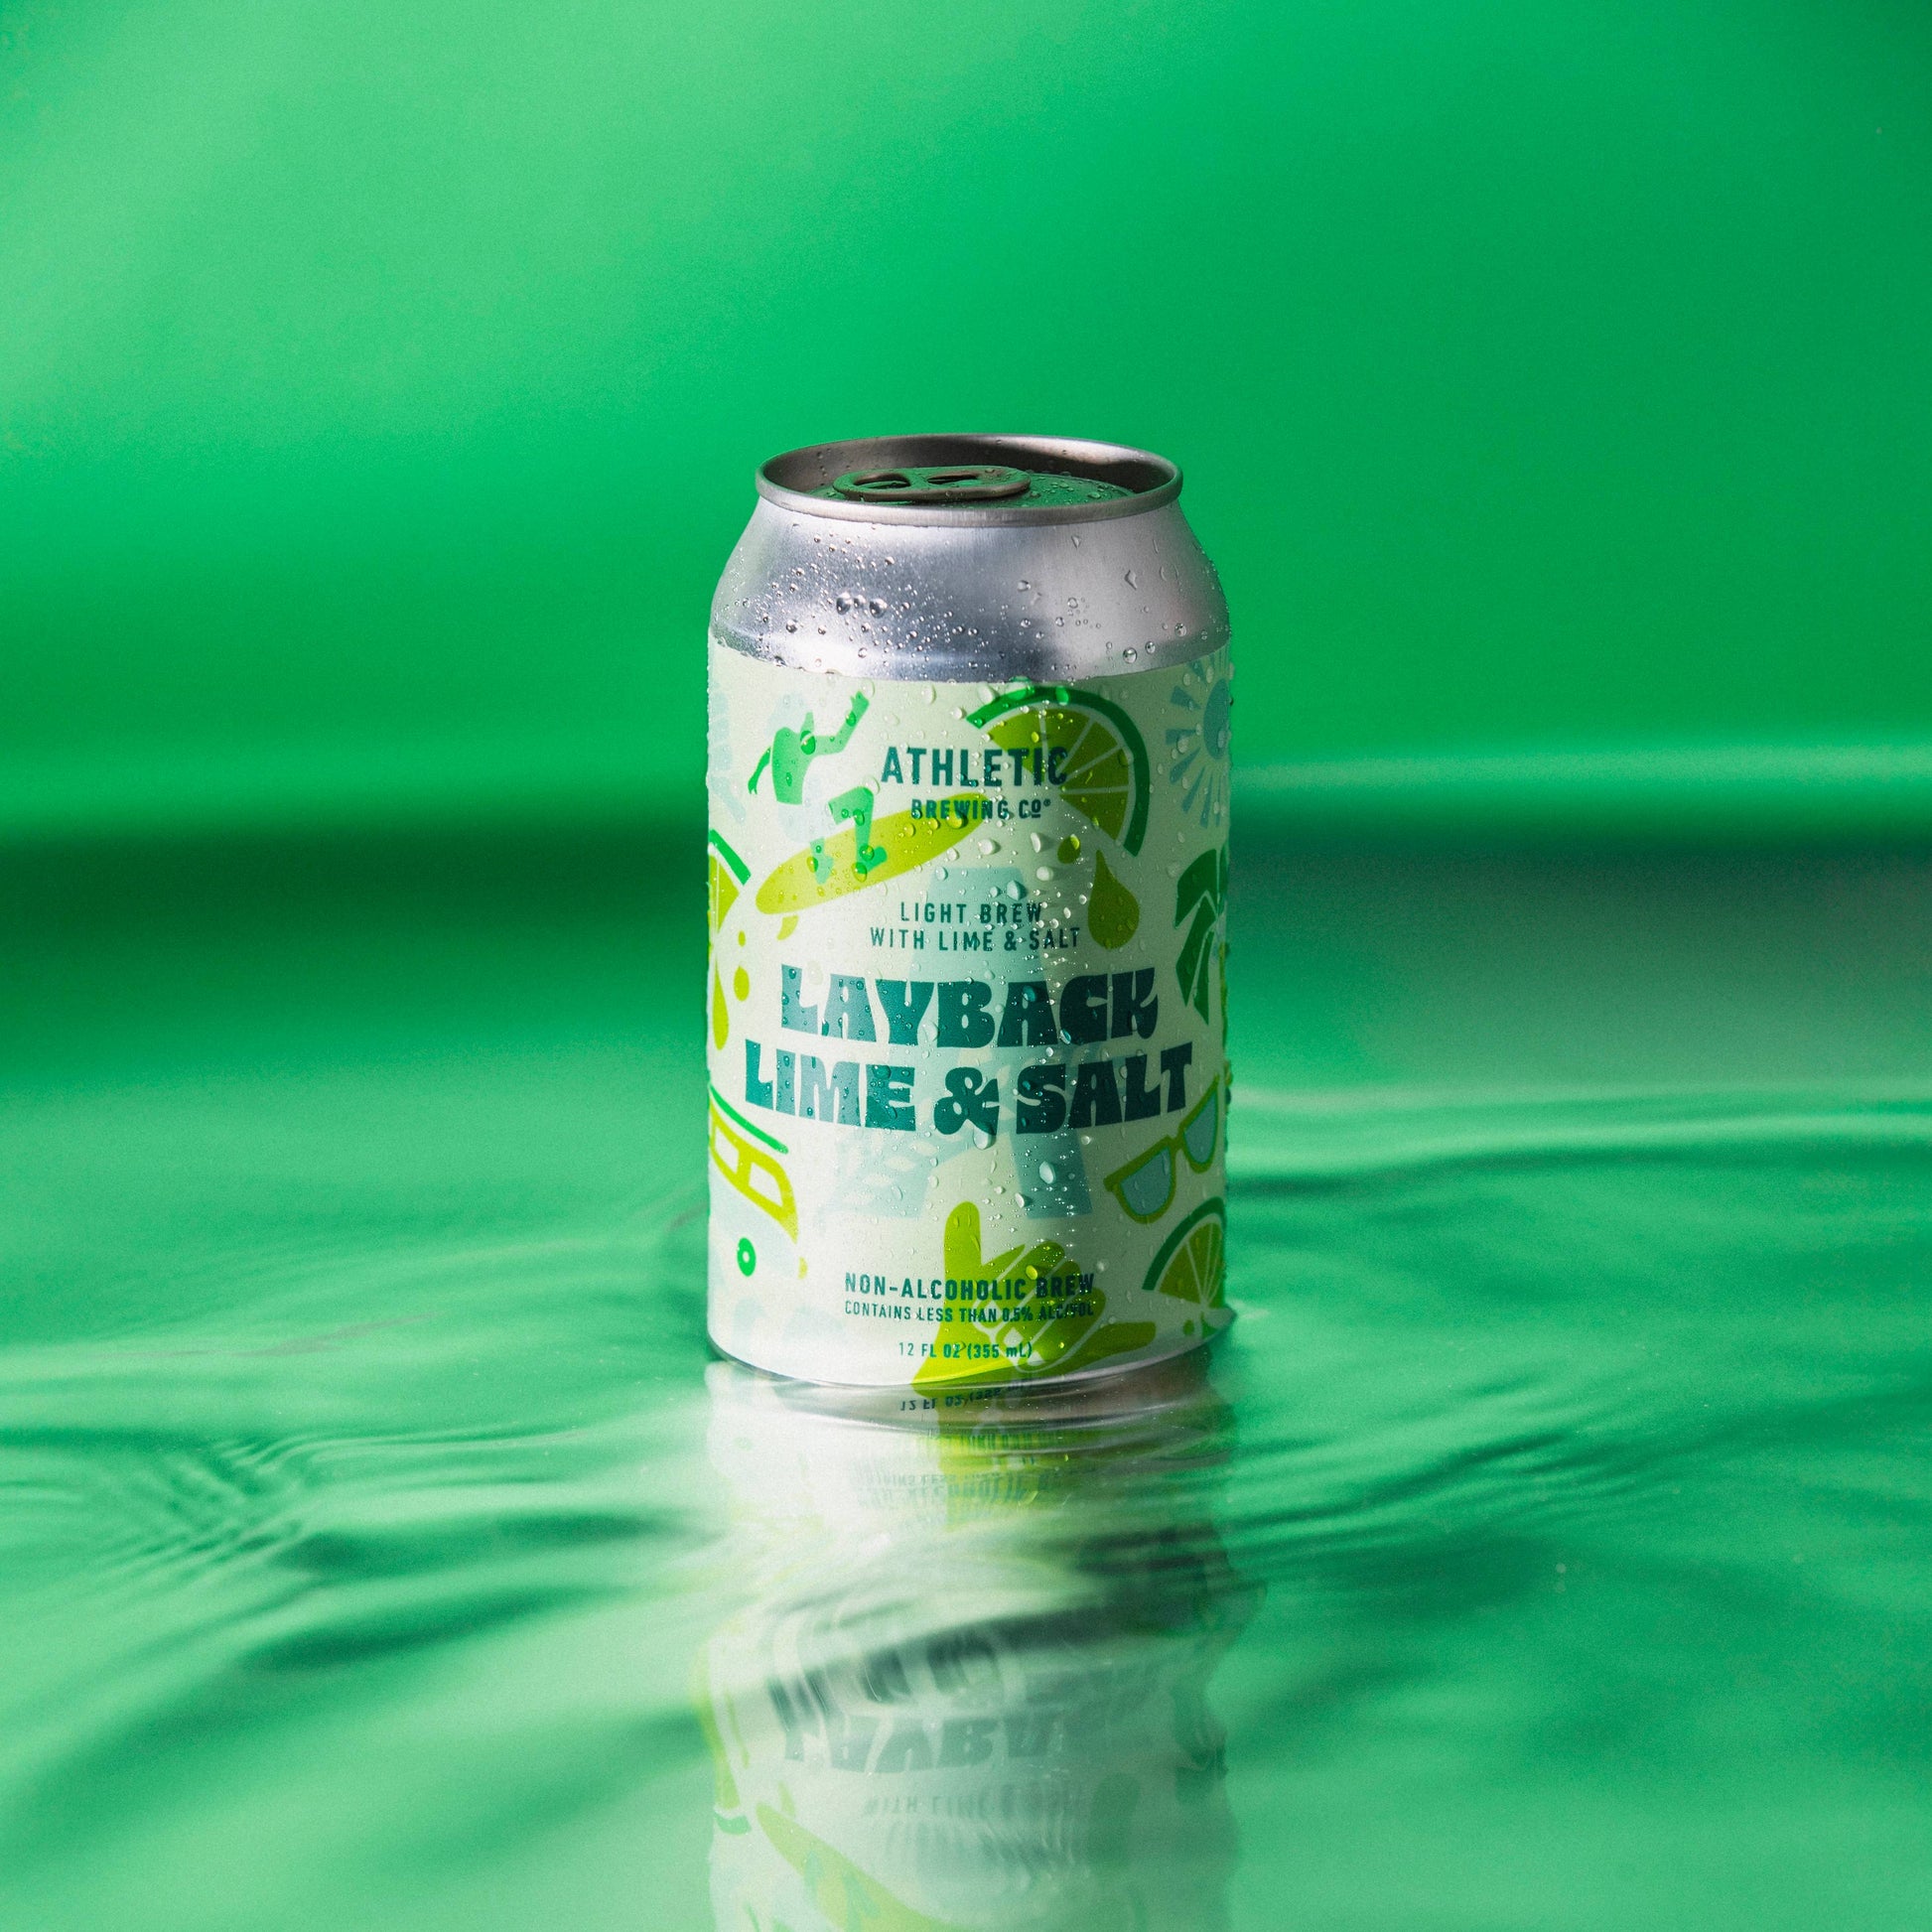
left=755, top=433, right=1182, bottom=525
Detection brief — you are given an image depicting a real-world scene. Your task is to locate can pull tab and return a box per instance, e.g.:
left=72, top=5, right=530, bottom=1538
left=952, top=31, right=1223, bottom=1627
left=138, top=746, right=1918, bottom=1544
left=831, top=464, right=1031, bottom=504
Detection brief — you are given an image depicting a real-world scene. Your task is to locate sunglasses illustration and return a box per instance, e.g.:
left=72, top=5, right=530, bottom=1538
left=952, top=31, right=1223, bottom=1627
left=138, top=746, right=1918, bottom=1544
left=1102, top=1076, right=1222, bottom=1223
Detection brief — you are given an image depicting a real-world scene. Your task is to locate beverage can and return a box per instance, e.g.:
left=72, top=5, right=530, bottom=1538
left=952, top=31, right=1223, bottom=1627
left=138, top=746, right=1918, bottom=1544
left=706, top=436, right=1232, bottom=1388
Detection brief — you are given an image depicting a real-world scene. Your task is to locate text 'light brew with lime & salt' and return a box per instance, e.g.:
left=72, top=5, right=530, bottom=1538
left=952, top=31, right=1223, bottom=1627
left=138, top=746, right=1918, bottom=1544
left=707, top=435, right=1231, bottom=1387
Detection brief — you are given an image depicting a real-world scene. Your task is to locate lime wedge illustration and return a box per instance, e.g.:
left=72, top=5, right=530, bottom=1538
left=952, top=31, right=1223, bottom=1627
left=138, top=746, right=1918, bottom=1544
left=969, top=684, right=1152, bottom=855
left=1143, top=1197, right=1227, bottom=1325
left=756, top=798, right=978, bottom=915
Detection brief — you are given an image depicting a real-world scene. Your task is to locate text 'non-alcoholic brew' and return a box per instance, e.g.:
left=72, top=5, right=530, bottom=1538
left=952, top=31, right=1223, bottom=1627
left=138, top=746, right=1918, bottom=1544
left=706, top=435, right=1231, bottom=1387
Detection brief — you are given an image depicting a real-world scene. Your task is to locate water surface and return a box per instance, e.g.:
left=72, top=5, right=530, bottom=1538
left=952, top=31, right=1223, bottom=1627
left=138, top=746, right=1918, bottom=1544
left=4, top=831, right=1929, bottom=1928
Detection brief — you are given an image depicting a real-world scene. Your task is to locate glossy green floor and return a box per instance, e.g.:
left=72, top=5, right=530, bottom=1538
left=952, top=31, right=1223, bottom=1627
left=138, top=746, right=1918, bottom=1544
left=4, top=829, right=1930, bottom=1929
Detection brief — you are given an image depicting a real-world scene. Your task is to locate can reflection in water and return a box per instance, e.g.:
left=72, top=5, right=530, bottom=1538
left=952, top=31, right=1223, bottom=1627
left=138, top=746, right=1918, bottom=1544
left=698, top=1352, right=1260, bottom=1931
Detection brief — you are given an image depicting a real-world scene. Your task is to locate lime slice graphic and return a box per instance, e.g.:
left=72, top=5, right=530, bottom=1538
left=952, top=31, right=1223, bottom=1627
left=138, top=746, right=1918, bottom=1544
left=1143, top=1197, right=1227, bottom=1322
left=969, top=684, right=1152, bottom=855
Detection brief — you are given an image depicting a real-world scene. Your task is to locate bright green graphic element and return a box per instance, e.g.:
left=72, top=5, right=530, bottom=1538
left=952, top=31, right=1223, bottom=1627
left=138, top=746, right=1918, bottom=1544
left=748, top=691, right=870, bottom=803
left=709, top=1095, right=797, bottom=1241
left=1142, top=1198, right=1228, bottom=1329
left=709, top=831, right=751, bottom=1049
left=969, top=685, right=1152, bottom=855
left=1103, top=1078, right=1222, bottom=1224
left=732, top=964, right=750, bottom=1001
left=756, top=797, right=979, bottom=915
left=709, top=1084, right=786, bottom=1155
left=708, top=829, right=751, bottom=888
left=812, top=782, right=888, bottom=883
left=692, top=1652, right=746, bottom=1828
left=708, top=830, right=750, bottom=938
left=913, top=1202, right=1156, bottom=1392
left=1088, top=846, right=1141, bottom=949
left=1175, top=843, right=1230, bottom=1022
left=1169, top=657, right=1233, bottom=829
left=735, top=1236, right=756, bottom=1277
left=758, top=1802, right=967, bottom=1932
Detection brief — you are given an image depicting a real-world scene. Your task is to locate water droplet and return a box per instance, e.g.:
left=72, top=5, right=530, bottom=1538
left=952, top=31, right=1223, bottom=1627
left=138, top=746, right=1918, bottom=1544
left=1006, top=881, right=1023, bottom=898
left=921, top=685, right=935, bottom=703
left=978, top=839, right=999, bottom=855
left=1057, top=833, right=1081, bottom=864
left=1035, top=866, right=1053, bottom=881
left=935, top=866, right=949, bottom=882
left=973, top=1128, right=994, bottom=1150
left=785, top=621, right=797, bottom=632
left=1038, top=1162, right=1057, bottom=1183
left=1124, top=569, right=1139, bottom=589
left=1031, top=832, right=1044, bottom=854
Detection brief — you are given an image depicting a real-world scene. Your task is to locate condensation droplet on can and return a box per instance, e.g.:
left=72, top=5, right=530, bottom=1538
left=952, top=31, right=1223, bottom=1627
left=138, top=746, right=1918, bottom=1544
left=1035, top=866, right=1053, bottom=881
left=1038, top=1162, right=1057, bottom=1183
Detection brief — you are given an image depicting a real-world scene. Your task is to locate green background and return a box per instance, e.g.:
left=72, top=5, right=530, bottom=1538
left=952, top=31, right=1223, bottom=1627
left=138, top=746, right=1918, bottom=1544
left=4, top=0, right=1930, bottom=839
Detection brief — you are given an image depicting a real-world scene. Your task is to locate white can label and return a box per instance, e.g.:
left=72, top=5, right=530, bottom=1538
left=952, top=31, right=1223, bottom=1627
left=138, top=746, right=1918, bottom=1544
left=706, top=638, right=1233, bottom=1387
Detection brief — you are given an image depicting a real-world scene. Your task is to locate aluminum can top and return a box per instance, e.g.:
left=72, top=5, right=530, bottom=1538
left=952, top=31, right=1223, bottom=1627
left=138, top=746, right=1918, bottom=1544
left=714, top=432, right=1228, bottom=684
